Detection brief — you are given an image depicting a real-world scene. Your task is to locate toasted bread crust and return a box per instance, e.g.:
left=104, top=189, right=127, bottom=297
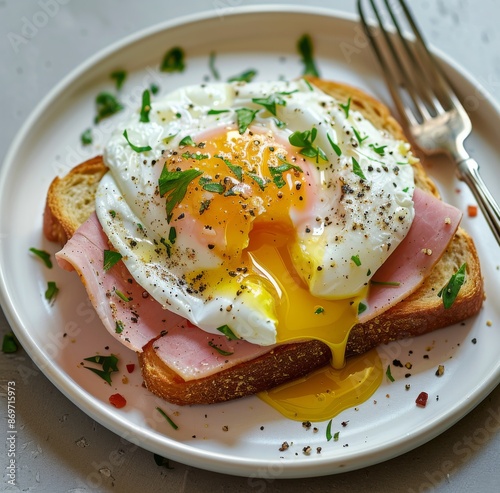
left=43, top=156, right=108, bottom=243
left=43, top=79, right=484, bottom=406
left=139, top=338, right=332, bottom=405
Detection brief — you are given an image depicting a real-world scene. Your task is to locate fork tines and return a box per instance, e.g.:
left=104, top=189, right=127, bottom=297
left=357, top=0, right=459, bottom=126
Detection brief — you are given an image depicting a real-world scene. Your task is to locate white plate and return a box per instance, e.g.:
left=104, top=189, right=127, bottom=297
left=1, top=6, right=499, bottom=478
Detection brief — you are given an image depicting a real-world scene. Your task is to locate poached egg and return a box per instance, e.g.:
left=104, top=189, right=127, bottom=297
left=96, top=79, right=415, bottom=373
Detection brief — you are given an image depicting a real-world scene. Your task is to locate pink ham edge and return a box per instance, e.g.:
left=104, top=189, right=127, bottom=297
left=55, top=213, right=185, bottom=352
left=56, top=188, right=460, bottom=381
left=359, top=188, right=462, bottom=322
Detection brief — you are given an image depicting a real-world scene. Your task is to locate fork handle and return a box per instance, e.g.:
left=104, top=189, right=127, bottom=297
left=456, top=157, right=500, bottom=245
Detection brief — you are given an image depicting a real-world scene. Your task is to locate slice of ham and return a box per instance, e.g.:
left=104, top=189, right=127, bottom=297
left=359, top=188, right=462, bottom=322
left=56, top=188, right=461, bottom=381
left=55, top=213, right=273, bottom=380
left=150, top=322, right=274, bottom=380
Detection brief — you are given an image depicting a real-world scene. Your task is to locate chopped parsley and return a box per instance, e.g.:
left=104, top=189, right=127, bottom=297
left=235, top=107, right=258, bottom=134
left=268, top=159, right=302, bottom=188
left=327, top=134, right=342, bottom=157
left=103, top=250, right=123, bottom=271
left=352, top=157, right=367, bottom=181
left=158, top=167, right=203, bottom=222
left=2, top=333, right=19, bottom=354
left=297, top=34, right=320, bottom=77
left=351, top=254, right=361, bottom=266
left=156, top=407, right=179, bottom=430
left=314, top=306, right=325, bottom=315
left=208, top=340, right=234, bottom=356
left=81, top=128, right=93, bottom=146
left=181, top=151, right=209, bottom=161
left=201, top=180, right=226, bottom=194
left=199, top=199, right=211, bottom=214
left=179, top=135, right=196, bottom=146
left=358, top=302, right=367, bottom=315
left=115, top=289, right=131, bottom=302
left=288, top=127, right=327, bottom=163
left=339, top=97, right=351, bottom=119
left=207, top=109, right=230, bottom=115
left=123, top=129, right=152, bottom=153
left=227, top=69, right=257, bottom=83
left=140, top=89, right=151, bottom=123
left=110, top=69, right=127, bottom=90
left=217, top=324, right=239, bottom=340
left=150, top=83, right=160, bottom=95
left=160, top=226, right=177, bottom=257
left=115, top=321, right=124, bottom=334
left=352, top=127, right=368, bottom=145
left=94, top=92, right=123, bottom=123
left=438, top=263, right=467, bottom=309
left=215, top=154, right=243, bottom=181
left=247, top=172, right=267, bottom=191
left=45, top=281, right=59, bottom=304
left=251, top=92, right=287, bottom=116
left=163, top=133, right=178, bottom=144
left=83, top=354, right=119, bottom=385
left=369, top=144, right=387, bottom=156
left=29, top=247, right=52, bottom=268
left=209, top=51, right=220, bottom=80
left=386, top=364, right=395, bottom=382
left=326, top=419, right=333, bottom=441
left=123, top=130, right=152, bottom=153
left=160, top=46, right=185, bottom=72
left=274, top=118, right=286, bottom=129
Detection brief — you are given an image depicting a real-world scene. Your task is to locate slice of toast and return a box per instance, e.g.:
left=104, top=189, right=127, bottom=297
left=43, top=79, right=484, bottom=405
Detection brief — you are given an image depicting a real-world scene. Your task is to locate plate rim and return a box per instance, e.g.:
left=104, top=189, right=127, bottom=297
left=1, top=4, right=499, bottom=478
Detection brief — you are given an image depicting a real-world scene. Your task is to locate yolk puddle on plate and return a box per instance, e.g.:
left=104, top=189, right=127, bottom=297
left=247, top=231, right=383, bottom=422
left=258, top=349, right=383, bottom=421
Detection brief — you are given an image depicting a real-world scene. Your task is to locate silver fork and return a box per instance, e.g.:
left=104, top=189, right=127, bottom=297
left=358, top=0, right=500, bottom=245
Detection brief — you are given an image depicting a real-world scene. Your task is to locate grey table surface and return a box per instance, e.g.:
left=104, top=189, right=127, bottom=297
left=1, top=0, right=500, bottom=492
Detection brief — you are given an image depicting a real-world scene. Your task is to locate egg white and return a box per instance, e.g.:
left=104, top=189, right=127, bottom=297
left=96, top=79, right=415, bottom=345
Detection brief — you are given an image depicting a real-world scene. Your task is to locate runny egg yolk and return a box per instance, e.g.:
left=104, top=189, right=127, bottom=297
left=168, top=127, right=382, bottom=421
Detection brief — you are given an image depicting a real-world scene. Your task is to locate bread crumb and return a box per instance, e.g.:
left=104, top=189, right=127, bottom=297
left=435, top=365, right=445, bottom=377
left=486, top=320, right=492, bottom=327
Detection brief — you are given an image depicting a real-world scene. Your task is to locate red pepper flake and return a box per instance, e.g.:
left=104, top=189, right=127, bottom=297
left=126, top=363, right=135, bottom=373
left=416, top=391, right=428, bottom=408
left=109, top=393, right=127, bottom=408
left=467, top=205, right=478, bottom=217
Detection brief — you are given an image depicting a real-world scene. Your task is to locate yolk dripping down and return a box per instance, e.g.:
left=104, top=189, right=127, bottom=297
left=168, top=127, right=383, bottom=421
